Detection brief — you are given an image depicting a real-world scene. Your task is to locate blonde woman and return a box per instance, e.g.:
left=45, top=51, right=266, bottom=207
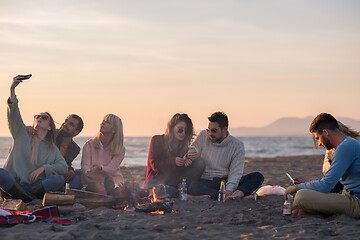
left=81, top=114, right=126, bottom=195
left=0, top=75, right=68, bottom=202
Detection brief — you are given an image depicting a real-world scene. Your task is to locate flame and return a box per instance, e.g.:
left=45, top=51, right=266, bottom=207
left=147, top=187, right=166, bottom=215
left=151, top=187, right=164, bottom=203
left=151, top=187, right=158, bottom=202
left=148, top=210, right=165, bottom=215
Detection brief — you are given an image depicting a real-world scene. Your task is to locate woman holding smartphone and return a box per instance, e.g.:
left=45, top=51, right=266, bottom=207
left=0, top=75, right=68, bottom=202
left=143, top=113, right=205, bottom=197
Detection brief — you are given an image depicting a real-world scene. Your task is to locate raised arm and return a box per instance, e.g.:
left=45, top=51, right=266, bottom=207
left=7, top=76, right=28, bottom=139
left=9, top=75, right=26, bottom=103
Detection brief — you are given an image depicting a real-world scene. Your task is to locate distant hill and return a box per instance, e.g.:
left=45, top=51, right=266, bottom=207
left=230, top=116, right=360, bottom=137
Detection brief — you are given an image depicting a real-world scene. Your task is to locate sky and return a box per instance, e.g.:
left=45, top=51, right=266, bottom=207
left=0, top=0, right=359, bottom=137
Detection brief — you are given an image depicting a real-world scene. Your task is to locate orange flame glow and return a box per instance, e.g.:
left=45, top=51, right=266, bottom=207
left=151, top=187, right=164, bottom=203
left=148, top=210, right=165, bottom=215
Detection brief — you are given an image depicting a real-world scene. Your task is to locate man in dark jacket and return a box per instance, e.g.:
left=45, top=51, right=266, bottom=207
left=56, top=114, right=83, bottom=183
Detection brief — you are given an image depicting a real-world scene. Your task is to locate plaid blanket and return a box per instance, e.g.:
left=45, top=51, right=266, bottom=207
left=0, top=206, right=76, bottom=225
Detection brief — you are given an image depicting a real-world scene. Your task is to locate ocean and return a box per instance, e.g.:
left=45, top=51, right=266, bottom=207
left=0, top=136, right=325, bottom=169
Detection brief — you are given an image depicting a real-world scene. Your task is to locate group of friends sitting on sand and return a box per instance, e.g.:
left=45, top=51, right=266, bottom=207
left=0, top=75, right=359, bottom=219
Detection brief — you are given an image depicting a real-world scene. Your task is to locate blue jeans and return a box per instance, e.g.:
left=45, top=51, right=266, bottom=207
left=0, top=168, right=65, bottom=199
left=188, top=172, right=264, bottom=200
left=66, top=169, right=83, bottom=190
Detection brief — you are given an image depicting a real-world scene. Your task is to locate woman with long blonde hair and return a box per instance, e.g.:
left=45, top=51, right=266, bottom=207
left=81, top=114, right=126, bottom=195
left=0, top=75, right=68, bottom=203
left=143, top=113, right=205, bottom=197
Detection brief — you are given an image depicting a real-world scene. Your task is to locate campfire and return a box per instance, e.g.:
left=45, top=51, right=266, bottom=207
left=134, top=185, right=176, bottom=215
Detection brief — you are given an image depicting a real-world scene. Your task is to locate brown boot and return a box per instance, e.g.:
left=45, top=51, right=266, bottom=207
left=4, top=182, right=34, bottom=203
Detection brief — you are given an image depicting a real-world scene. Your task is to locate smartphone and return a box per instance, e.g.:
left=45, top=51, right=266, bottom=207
left=188, top=145, right=196, bottom=150
left=285, top=173, right=295, bottom=185
left=183, top=145, right=195, bottom=159
left=18, top=74, right=32, bottom=80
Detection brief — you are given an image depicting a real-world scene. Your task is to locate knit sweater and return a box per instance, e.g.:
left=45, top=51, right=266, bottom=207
left=4, top=97, right=68, bottom=184
left=81, top=138, right=126, bottom=187
left=193, top=130, right=245, bottom=192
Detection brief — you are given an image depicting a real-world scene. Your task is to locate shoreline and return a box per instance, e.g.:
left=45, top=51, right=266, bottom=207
left=2, top=154, right=359, bottom=239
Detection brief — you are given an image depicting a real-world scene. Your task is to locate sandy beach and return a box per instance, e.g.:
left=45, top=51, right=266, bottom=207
left=1, top=155, right=359, bottom=239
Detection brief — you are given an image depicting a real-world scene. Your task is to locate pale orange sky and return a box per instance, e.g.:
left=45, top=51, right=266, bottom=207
left=1, top=1, right=359, bottom=137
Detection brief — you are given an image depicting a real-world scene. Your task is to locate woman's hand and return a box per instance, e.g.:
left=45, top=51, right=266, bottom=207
left=184, top=158, right=193, bottom=167
left=175, top=157, right=185, bottom=167
left=28, top=166, right=45, bottom=183
left=26, top=126, right=36, bottom=136
left=11, top=76, right=24, bottom=89
left=90, top=165, right=102, bottom=173
left=9, top=75, right=25, bottom=103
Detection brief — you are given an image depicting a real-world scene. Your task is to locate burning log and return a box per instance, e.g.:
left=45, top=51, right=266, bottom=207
left=135, top=201, right=173, bottom=213
left=134, top=185, right=174, bottom=214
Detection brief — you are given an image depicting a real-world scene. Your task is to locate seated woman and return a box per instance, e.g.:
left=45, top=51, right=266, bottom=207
left=81, top=114, right=126, bottom=196
left=0, top=75, right=68, bottom=203
left=143, top=113, right=205, bottom=197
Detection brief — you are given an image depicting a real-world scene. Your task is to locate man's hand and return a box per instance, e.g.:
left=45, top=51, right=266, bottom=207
left=284, top=185, right=298, bottom=200
left=187, top=148, right=200, bottom=160
left=224, top=190, right=233, bottom=200
left=175, top=157, right=185, bottom=167
left=28, top=166, right=45, bottom=183
left=64, top=168, right=75, bottom=182
left=293, top=178, right=304, bottom=185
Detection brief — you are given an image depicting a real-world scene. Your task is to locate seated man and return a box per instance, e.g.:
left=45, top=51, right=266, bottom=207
left=56, top=114, right=83, bottom=188
left=285, top=113, right=360, bottom=218
left=188, top=112, right=264, bottom=200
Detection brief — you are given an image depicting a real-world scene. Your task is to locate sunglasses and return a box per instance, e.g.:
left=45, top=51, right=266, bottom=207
left=206, top=128, right=218, bottom=133
left=34, top=115, right=49, bottom=121
left=177, top=128, right=185, bottom=134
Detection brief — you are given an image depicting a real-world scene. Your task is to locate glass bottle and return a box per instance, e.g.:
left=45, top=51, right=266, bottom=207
left=178, top=178, right=187, bottom=200
left=65, top=183, right=70, bottom=194
left=283, top=194, right=292, bottom=216
left=218, top=179, right=226, bottom=202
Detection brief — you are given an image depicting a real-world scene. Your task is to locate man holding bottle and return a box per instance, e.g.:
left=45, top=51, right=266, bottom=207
left=187, top=112, right=264, bottom=200
left=285, top=113, right=360, bottom=218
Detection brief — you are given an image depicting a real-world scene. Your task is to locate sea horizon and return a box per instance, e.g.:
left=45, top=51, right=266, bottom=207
left=0, top=136, right=325, bottom=168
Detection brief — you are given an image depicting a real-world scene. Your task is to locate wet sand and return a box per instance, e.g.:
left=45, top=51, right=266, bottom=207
left=1, top=155, right=359, bottom=239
